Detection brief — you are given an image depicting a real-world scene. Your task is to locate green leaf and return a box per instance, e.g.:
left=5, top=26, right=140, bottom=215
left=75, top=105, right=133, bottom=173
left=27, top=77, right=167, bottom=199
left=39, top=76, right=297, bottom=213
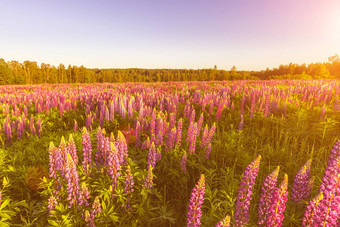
left=48, top=219, right=59, bottom=227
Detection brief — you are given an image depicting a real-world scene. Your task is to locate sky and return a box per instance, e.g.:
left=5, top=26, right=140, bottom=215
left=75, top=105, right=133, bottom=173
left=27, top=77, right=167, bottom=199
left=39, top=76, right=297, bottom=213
left=1, top=0, right=340, bottom=70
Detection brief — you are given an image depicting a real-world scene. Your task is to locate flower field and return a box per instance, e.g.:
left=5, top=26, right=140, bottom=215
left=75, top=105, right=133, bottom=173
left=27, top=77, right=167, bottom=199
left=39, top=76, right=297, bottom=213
left=0, top=80, right=340, bottom=226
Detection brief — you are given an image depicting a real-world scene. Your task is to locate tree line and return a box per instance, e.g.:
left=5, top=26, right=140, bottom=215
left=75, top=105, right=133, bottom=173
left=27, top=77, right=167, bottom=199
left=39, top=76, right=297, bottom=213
left=0, top=55, right=339, bottom=85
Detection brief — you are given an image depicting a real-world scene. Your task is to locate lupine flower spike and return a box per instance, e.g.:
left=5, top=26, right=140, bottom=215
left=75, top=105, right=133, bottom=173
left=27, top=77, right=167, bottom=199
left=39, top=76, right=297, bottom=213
left=234, top=155, right=261, bottom=227
left=187, top=174, right=205, bottom=227
left=216, top=215, right=230, bottom=227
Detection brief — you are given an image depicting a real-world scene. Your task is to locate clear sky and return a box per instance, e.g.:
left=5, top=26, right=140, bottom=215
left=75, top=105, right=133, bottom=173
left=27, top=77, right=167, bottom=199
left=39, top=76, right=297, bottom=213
left=1, top=0, right=340, bottom=70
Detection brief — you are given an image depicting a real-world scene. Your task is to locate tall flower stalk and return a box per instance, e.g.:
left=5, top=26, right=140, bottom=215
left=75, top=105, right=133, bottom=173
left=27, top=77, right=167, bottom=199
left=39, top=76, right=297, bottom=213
left=187, top=174, right=205, bottom=227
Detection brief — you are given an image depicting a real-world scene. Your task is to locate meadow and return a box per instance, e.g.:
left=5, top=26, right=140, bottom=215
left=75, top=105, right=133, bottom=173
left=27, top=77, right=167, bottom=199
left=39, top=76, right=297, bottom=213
left=0, top=80, right=339, bottom=226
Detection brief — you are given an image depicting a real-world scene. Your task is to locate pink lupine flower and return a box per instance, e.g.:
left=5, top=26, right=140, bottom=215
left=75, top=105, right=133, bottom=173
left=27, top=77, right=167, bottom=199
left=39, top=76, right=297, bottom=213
left=124, top=165, right=134, bottom=210
left=165, top=127, right=176, bottom=152
left=65, top=153, right=81, bottom=208
left=197, top=113, right=204, bottom=136
left=175, top=118, right=183, bottom=146
left=216, top=215, right=230, bottom=227
left=234, top=155, right=261, bottom=227
left=68, top=134, right=78, bottom=165
left=205, top=143, right=212, bottom=160
left=150, top=108, right=156, bottom=136
left=291, top=160, right=313, bottom=203
left=302, top=192, right=324, bottom=227
left=188, top=122, right=198, bottom=154
left=200, top=124, right=209, bottom=148
left=187, top=174, right=205, bottom=227
left=48, top=195, right=58, bottom=212
left=135, top=121, right=141, bottom=147
left=180, top=152, right=187, bottom=173
left=36, top=116, right=42, bottom=137
left=266, top=174, right=289, bottom=227
left=107, top=142, right=121, bottom=190
left=82, top=127, right=92, bottom=174
left=117, top=131, right=128, bottom=166
left=147, top=142, right=157, bottom=170
left=79, top=182, right=90, bottom=207
left=144, top=165, right=154, bottom=189
left=258, top=166, right=280, bottom=226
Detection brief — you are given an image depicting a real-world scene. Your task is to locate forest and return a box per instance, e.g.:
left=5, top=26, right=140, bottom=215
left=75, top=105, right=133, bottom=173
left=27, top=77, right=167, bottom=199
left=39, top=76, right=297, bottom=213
left=0, top=54, right=340, bottom=85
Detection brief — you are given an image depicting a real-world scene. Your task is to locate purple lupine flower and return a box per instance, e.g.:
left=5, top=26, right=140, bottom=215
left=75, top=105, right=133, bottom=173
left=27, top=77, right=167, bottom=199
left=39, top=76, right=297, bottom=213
left=150, top=108, right=156, bottom=136
left=188, top=122, right=198, bottom=154
left=234, top=155, right=261, bottom=227
left=95, top=127, right=104, bottom=165
left=48, top=142, right=57, bottom=179
left=144, top=165, right=154, bottom=189
left=216, top=215, right=231, bottom=227
left=85, top=113, right=92, bottom=130
left=206, top=123, right=216, bottom=148
left=68, top=134, right=78, bottom=165
left=141, top=137, right=151, bottom=150
left=258, top=166, right=280, bottom=226
left=180, top=152, right=187, bottom=173
left=84, top=210, right=95, bottom=227
left=165, top=127, right=176, bottom=152
left=117, top=131, right=128, bottom=166
left=135, top=121, right=141, bottom=147
left=36, top=116, right=42, bottom=137
left=216, top=101, right=224, bottom=120
left=89, top=196, right=101, bottom=225
left=65, top=153, right=81, bottom=208
left=48, top=195, right=58, bottom=212
left=124, top=165, right=134, bottom=210
left=175, top=118, right=183, bottom=146
left=147, top=142, right=157, bottom=170
left=263, top=93, right=270, bottom=117
left=187, top=174, right=205, bottom=227
left=302, top=192, right=324, bottom=227
left=266, top=174, right=289, bottom=227
left=168, top=113, right=176, bottom=133
left=155, top=114, right=164, bottom=146
left=291, top=160, right=313, bottom=203
left=79, top=182, right=90, bottom=207
left=205, top=143, right=212, bottom=160
left=82, top=127, right=92, bottom=174
left=200, top=124, right=209, bottom=148
left=313, top=156, right=340, bottom=226
left=107, top=142, right=121, bottom=190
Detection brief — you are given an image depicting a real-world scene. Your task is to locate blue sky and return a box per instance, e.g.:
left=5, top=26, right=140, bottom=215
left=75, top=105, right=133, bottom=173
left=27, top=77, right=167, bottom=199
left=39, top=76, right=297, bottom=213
left=1, top=0, right=340, bottom=70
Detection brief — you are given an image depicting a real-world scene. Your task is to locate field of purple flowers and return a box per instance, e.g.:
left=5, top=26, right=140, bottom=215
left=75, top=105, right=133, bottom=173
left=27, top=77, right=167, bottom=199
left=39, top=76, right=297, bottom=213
left=0, top=80, right=340, bottom=226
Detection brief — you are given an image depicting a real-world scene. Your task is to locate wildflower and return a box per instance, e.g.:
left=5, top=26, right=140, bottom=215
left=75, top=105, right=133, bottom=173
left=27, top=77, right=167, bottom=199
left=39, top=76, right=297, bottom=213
left=135, top=121, right=141, bottom=147
left=187, top=174, right=205, bottom=227
left=48, top=195, right=58, bottom=212
left=68, top=134, right=78, bottom=165
left=205, top=143, right=212, bottom=160
left=188, top=122, right=198, bottom=154
left=117, top=131, right=128, bottom=166
left=65, top=153, right=81, bottom=208
left=234, top=155, right=261, bottom=226
left=266, top=174, right=289, bottom=227
left=36, top=116, right=42, bottom=137
left=79, top=182, right=90, bottom=207
left=82, top=127, right=92, bottom=174
left=144, top=165, right=154, bottom=189
left=107, top=142, right=121, bottom=190
left=175, top=118, right=183, bottom=146
left=291, top=160, right=313, bottom=203
left=216, top=215, right=230, bottom=227
left=302, top=192, right=324, bottom=227
left=258, top=166, right=280, bottom=226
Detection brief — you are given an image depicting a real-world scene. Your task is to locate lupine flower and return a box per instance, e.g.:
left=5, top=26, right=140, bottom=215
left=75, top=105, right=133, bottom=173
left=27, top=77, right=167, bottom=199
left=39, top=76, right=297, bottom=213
left=165, top=127, right=176, bottom=152
left=188, top=122, right=198, bottom=154
left=147, top=142, right=157, bottom=170
left=312, top=156, right=340, bottom=226
left=36, top=116, right=42, bottom=137
left=234, top=155, right=261, bottom=227
left=82, top=127, right=92, bottom=174
left=95, top=127, right=104, bottom=165
left=92, top=196, right=102, bottom=215
left=263, top=93, right=270, bottom=117
left=187, top=174, right=205, bottom=227
left=180, top=152, right=187, bottom=173
left=302, top=192, right=324, bottom=227
left=0, top=191, right=2, bottom=206
left=291, top=160, right=312, bottom=203
left=79, top=182, right=90, bottom=207
left=144, top=165, right=154, bottom=189
left=156, top=147, right=162, bottom=162
left=155, top=114, right=164, bottom=146
left=135, top=121, right=141, bottom=147
left=65, top=153, right=81, bottom=208
left=258, top=166, right=280, bottom=226
left=141, top=136, right=151, bottom=150
left=48, top=195, right=58, bottom=212
left=84, top=210, right=95, bottom=227
left=117, top=131, right=129, bottom=166
left=320, top=105, right=326, bottom=120
left=150, top=108, right=156, bottom=136
left=200, top=124, right=209, bottom=148
left=175, top=118, right=183, bottom=146
left=107, top=142, right=121, bottom=190
left=197, top=113, right=204, bottom=136
left=266, top=174, right=288, bottom=227
left=124, top=165, right=134, bottom=210
left=68, top=134, right=78, bottom=165
left=238, top=114, right=244, bottom=130
left=216, top=215, right=230, bottom=227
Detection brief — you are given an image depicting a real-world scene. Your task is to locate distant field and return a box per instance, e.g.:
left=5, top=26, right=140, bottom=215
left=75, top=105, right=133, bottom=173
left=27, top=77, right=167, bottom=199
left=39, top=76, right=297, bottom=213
left=0, top=80, right=339, bottom=226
